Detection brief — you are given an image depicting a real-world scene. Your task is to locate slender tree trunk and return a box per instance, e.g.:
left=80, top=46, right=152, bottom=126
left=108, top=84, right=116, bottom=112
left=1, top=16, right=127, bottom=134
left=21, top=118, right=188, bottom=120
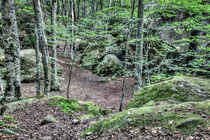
left=82, top=0, right=86, bottom=18
left=57, top=0, right=60, bottom=26
left=10, top=0, right=22, bottom=99
left=119, top=36, right=129, bottom=112
left=72, top=0, right=76, bottom=22
left=77, top=0, right=80, bottom=21
left=108, top=0, right=112, bottom=8
left=119, top=0, right=122, bottom=8
left=1, top=0, right=16, bottom=103
left=100, top=0, right=103, bottom=10
left=0, top=77, right=3, bottom=95
left=70, top=0, right=75, bottom=60
left=62, top=0, right=65, bottom=25
left=131, top=0, right=135, bottom=19
left=66, top=0, right=75, bottom=99
left=33, top=0, right=50, bottom=95
left=134, top=0, right=144, bottom=93
left=34, top=24, right=41, bottom=95
left=50, top=0, right=59, bottom=91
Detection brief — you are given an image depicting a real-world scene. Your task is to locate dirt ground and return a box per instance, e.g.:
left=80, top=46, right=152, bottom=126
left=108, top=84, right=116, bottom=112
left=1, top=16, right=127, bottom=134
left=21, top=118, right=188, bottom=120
left=21, top=55, right=134, bottom=112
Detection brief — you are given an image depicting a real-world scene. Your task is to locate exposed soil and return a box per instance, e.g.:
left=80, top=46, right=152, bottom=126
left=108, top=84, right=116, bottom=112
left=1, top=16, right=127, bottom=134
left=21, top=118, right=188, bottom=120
left=6, top=99, right=100, bottom=140
left=21, top=54, right=134, bottom=112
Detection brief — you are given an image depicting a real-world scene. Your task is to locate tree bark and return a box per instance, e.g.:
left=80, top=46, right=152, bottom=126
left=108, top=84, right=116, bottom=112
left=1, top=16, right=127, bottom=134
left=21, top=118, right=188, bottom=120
left=32, top=0, right=50, bottom=95
left=10, top=0, right=22, bottom=99
left=34, top=24, right=41, bottom=95
left=66, top=0, right=75, bottom=99
left=131, top=0, right=135, bottom=19
left=108, top=0, right=112, bottom=8
left=1, top=0, right=16, bottom=103
left=134, top=0, right=144, bottom=93
left=99, top=0, right=103, bottom=10
left=77, top=0, right=80, bottom=21
left=50, top=0, right=59, bottom=91
left=82, top=0, right=86, bottom=18
left=0, top=77, right=3, bottom=95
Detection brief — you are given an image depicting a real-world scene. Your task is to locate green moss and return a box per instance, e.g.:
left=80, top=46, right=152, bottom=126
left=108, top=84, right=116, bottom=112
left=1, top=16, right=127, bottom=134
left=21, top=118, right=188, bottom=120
left=48, top=96, right=103, bottom=119
left=83, top=102, right=101, bottom=116
left=93, top=54, right=123, bottom=76
left=2, top=116, right=15, bottom=123
left=0, top=98, right=38, bottom=115
left=49, top=96, right=82, bottom=113
left=0, top=121, right=17, bottom=128
left=127, top=76, right=210, bottom=108
left=78, top=114, right=95, bottom=121
left=81, top=101, right=209, bottom=136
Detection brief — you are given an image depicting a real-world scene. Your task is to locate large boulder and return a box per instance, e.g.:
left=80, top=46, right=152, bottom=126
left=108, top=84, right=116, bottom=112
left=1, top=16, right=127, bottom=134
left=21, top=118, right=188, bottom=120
left=105, top=45, right=123, bottom=59
left=94, top=54, right=123, bottom=76
left=81, top=100, right=210, bottom=136
left=81, top=49, right=102, bottom=70
left=127, top=76, right=210, bottom=109
left=0, top=49, right=64, bottom=82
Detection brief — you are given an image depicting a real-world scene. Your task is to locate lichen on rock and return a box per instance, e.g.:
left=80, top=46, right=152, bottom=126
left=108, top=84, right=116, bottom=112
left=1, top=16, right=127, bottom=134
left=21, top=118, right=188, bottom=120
left=127, top=76, right=210, bottom=109
left=94, top=54, right=123, bottom=76
left=81, top=100, right=210, bottom=136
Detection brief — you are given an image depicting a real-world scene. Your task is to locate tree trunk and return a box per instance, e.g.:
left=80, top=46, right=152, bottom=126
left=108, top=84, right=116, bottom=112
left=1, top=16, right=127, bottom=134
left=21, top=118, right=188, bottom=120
left=34, top=24, right=41, bottom=95
left=32, top=0, right=50, bottom=95
left=50, top=0, right=59, bottom=91
left=108, top=0, right=112, bottom=8
left=66, top=0, right=75, bottom=99
left=131, top=0, right=135, bottom=19
left=10, top=0, right=22, bottom=99
left=82, top=0, right=86, bottom=18
left=1, top=0, right=16, bottom=103
left=100, top=0, right=103, bottom=10
left=0, top=77, right=3, bottom=95
left=134, top=0, right=144, bottom=93
left=77, top=0, right=80, bottom=21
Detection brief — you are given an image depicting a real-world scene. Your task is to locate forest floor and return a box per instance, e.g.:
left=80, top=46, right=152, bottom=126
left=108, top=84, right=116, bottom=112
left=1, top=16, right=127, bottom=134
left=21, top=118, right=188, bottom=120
left=21, top=54, right=134, bottom=112
left=5, top=98, right=208, bottom=140
left=2, top=55, right=209, bottom=139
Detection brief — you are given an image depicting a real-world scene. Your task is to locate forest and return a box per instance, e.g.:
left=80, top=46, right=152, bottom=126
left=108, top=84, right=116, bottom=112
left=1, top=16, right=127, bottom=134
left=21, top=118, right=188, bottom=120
left=0, top=0, right=209, bottom=139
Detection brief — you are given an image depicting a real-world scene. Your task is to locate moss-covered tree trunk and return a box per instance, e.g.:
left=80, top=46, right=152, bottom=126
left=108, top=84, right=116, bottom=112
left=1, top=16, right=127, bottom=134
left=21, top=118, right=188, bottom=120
left=1, top=0, right=16, bottom=103
left=10, top=0, right=22, bottom=99
left=108, top=0, right=112, bottom=8
left=32, top=0, right=50, bottom=94
left=0, top=77, right=3, bottom=95
left=34, top=24, right=41, bottom=95
left=50, top=0, right=59, bottom=91
left=82, top=0, right=86, bottom=18
left=134, top=0, right=144, bottom=93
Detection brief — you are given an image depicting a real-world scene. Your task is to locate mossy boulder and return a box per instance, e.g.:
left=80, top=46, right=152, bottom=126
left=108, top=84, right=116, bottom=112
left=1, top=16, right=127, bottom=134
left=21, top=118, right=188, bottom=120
left=81, top=49, right=102, bottom=70
left=0, top=98, right=38, bottom=115
left=94, top=54, right=123, bottom=76
left=48, top=96, right=104, bottom=119
left=81, top=100, right=210, bottom=136
left=0, top=49, right=64, bottom=82
left=127, top=76, right=210, bottom=109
